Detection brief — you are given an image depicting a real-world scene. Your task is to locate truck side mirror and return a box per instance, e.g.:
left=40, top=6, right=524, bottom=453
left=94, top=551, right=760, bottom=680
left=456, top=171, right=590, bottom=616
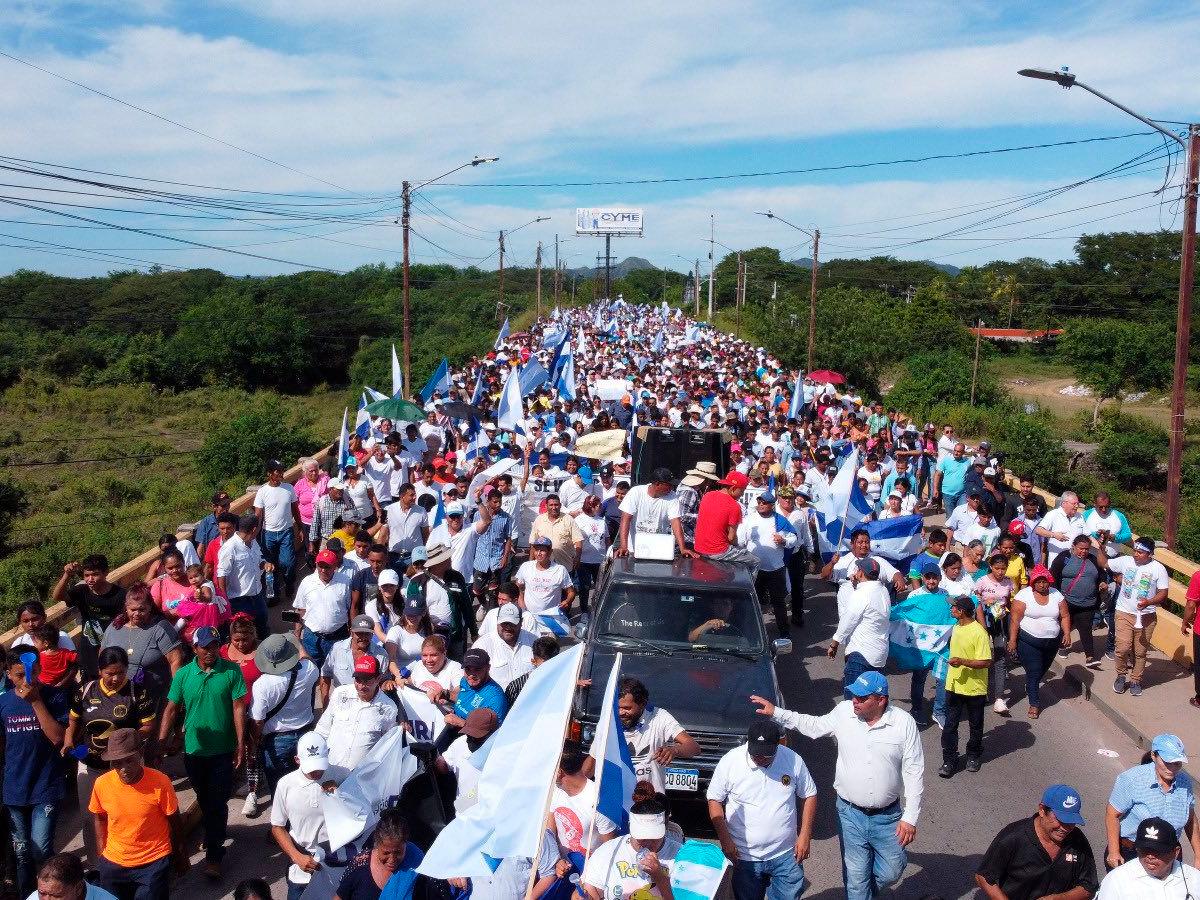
left=772, top=638, right=793, bottom=656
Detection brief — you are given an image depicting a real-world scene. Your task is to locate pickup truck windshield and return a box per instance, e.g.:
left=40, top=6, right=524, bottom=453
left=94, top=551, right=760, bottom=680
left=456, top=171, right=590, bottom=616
left=596, top=582, right=764, bottom=653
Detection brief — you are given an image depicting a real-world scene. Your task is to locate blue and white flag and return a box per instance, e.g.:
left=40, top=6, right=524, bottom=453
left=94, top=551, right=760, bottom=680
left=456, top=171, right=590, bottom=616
left=789, top=372, right=804, bottom=420
left=889, top=589, right=954, bottom=677
left=865, top=515, right=925, bottom=571
left=652, top=330, right=664, bottom=354
left=321, top=726, right=420, bottom=852
left=672, top=841, right=732, bottom=900
left=391, top=345, right=404, bottom=398
left=494, top=318, right=510, bottom=351
left=660, top=300, right=669, bottom=318
left=518, top=359, right=550, bottom=397
left=431, top=489, right=446, bottom=529
left=593, top=308, right=603, bottom=329
left=555, top=341, right=577, bottom=402
left=496, top=365, right=525, bottom=434
left=470, top=370, right=484, bottom=406
left=364, top=385, right=387, bottom=403
left=354, top=393, right=372, bottom=441
left=590, top=654, right=637, bottom=833
left=542, top=327, right=567, bottom=350
left=463, top=419, right=490, bottom=463
left=416, top=645, right=584, bottom=879
left=577, top=324, right=587, bottom=352
left=419, top=358, right=451, bottom=402
left=606, top=318, right=618, bottom=335
left=814, top=449, right=872, bottom=559
left=552, top=306, right=561, bottom=321
left=336, top=407, right=352, bottom=471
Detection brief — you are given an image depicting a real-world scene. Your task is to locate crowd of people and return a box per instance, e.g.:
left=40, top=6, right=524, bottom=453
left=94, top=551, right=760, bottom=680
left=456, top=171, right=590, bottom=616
left=1, top=299, right=1198, bottom=900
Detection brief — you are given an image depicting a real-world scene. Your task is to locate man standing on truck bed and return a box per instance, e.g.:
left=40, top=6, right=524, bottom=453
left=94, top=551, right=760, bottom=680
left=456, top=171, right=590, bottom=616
left=585, top=676, right=700, bottom=793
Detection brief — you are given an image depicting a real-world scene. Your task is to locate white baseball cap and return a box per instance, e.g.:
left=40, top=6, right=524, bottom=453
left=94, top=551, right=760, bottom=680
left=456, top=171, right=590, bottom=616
left=296, top=731, right=329, bottom=774
left=377, top=569, right=400, bottom=588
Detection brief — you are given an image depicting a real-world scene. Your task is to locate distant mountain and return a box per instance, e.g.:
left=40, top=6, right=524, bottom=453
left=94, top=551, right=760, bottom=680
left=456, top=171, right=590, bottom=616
left=567, top=256, right=659, bottom=279
left=787, top=257, right=960, bottom=276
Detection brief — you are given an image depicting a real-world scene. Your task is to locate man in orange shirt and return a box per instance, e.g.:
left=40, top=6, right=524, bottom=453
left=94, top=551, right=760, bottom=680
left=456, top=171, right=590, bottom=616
left=89, top=728, right=187, bottom=899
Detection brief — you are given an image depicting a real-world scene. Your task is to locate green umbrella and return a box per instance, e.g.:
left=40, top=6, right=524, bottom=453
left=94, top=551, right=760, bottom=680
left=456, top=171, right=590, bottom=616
left=364, top=396, right=427, bottom=422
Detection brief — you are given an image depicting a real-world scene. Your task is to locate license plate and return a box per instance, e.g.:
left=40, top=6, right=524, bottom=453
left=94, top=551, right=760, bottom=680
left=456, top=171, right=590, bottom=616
left=664, top=767, right=699, bottom=792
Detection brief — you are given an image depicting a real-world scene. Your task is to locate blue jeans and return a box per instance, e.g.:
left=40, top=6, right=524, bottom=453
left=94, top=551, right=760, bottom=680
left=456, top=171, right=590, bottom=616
left=98, top=854, right=171, bottom=900
left=262, top=528, right=297, bottom=598
left=942, top=492, right=962, bottom=516
left=910, top=667, right=947, bottom=722
left=1016, top=632, right=1059, bottom=710
left=842, top=652, right=883, bottom=699
left=731, top=852, right=807, bottom=899
left=301, top=626, right=345, bottom=672
left=6, top=802, right=58, bottom=897
left=287, top=881, right=307, bottom=900
left=262, top=730, right=304, bottom=796
left=183, top=752, right=234, bottom=863
left=836, top=796, right=907, bottom=900
left=229, top=592, right=269, bottom=640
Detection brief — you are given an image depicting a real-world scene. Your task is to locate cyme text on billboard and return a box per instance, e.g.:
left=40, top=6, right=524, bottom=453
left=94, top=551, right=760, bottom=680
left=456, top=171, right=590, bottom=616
left=576, top=207, right=644, bottom=236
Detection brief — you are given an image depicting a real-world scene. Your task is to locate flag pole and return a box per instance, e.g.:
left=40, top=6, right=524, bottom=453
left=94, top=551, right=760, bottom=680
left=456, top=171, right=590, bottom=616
left=523, top=645, right=588, bottom=900
left=581, top=652, right=622, bottom=865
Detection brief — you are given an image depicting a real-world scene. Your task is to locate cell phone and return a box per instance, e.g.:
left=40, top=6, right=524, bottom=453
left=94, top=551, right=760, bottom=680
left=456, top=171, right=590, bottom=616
left=281, top=609, right=302, bottom=624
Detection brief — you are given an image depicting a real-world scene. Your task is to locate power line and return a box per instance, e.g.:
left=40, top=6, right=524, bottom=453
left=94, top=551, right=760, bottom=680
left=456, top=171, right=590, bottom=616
left=0, top=49, right=358, bottom=195
left=0, top=450, right=194, bottom=469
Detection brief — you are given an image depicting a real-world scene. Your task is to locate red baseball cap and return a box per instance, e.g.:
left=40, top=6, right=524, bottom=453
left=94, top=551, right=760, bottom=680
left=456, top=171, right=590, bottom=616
left=315, top=549, right=338, bottom=567
left=718, top=472, right=749, bottom=489
left=353, top=655, right=380, bottom=677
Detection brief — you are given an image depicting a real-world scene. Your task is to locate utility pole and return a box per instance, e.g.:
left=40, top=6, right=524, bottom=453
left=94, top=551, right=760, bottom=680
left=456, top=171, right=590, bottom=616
left=807, top=228, right=819, bottom=373
left=553, top=235, right=560, bottom=306
left=498, top=229, right=506, bottom=309
left=735, top=252, right=744, bottom=333
left=604, top=234, right=613, bottom=299
left=1166, top=123, right=1200, bottom=546
left=537, top=241, right=547, bottom=321
left=693, top=259, right=701, bottom=318
left=400, top=181, right=412, bottom=396
left=571, top=273, right=576, bottom=303
left=707, top=214, right=715, bottom=319
left=970, top=319, right=983, bottom=406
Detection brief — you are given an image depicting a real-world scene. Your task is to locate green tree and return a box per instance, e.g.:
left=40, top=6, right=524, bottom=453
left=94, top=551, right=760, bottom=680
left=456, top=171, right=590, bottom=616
left=885, top=351, right=1001, bottom=417
left=194, top=402, right=319, bottom=492
left=1058, top=318, right=1175, bottom=425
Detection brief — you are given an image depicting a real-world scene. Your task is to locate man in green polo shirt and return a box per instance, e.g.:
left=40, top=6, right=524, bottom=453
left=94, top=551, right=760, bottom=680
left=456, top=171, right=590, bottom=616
left=159, top=626, right=246, bottom=880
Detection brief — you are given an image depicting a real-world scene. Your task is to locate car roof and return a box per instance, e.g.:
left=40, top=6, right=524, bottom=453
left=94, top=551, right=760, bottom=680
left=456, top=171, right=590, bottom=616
left=606, top=555, right=755, bottom=589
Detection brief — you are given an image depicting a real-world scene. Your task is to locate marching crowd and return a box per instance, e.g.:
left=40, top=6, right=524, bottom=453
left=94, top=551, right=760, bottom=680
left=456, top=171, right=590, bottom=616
left=2, top=300, right=1200, bottom=900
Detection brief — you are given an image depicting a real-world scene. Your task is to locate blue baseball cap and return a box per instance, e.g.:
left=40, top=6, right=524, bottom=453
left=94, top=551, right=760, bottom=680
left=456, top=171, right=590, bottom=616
left=758, top=492, right=776, bottom=504
left=1041, top=784, right=1085, bottom=825
left=1152, top=734, right=1189, bottom=764
left=921, top=561, right=941, bottom=577
left=846, top=671, right=889, bottom=698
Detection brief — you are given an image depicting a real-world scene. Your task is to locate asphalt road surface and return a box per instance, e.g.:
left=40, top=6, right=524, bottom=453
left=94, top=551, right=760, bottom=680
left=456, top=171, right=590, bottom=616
left=74, top=572, right=1146, bottom=899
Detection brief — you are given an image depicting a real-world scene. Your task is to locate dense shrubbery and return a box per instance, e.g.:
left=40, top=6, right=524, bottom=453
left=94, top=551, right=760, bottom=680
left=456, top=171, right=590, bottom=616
left=195, top=401, right=320, bottom=492
left=885, top=351, right=1001, bottom=417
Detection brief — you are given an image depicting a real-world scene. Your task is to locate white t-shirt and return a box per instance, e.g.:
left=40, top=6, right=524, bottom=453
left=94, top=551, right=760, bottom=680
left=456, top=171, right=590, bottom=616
left=618, top=485, right=680, bottom=542
left=386, top=624, right=429, bottom=669
left=251, top=659, right=319, bottom=734
left=254, top=482, right=297, bottom=533
left=1015, top=587, right=1065, bottom=639
left=1110, top=556, right=1170, bottom=626
left=582, top=834, right=681, bottom=900
left=515, top=560, right=573, bottom=615
left=269, top=768, right=329, bottom=885
left=591, top=705, right=683, bottom=792
left=407, top=658, right=463, bottom=692
left=576, top=513, right=609, bottom=564
left=707, top=744, right=817, bottom=861
left=1039, top=508, right=1088, bottom=559
left=551, top=781, right=617, bottom=853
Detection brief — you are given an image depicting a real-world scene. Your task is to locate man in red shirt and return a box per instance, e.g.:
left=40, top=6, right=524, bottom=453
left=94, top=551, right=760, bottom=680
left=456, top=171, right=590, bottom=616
left=1180, top=569, right=1200, bottom=708
left=694, top=472, right=759, bottom=570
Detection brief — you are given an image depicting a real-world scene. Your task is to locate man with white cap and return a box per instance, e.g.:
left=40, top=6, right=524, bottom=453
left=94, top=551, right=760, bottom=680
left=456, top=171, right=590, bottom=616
left=1099, top=815, right=1200, bottom=899
left=976, top=783, right=1098, bottom=900
left=582, top=796, right=680, bottom=899
left=738, top=490, right=798, bottom=639
left=707, top=718, right=817, bottom=898
left=427, top=499, right=486, bottom=585
left=516, top=537, right=576, bottom=637
left=751, top=672, right=924, bottom=900
left=471, top=603, right=535, bottom=689
left=270, top=731, right=331, bottom=900
left=249, top=632, right=319, bottom=809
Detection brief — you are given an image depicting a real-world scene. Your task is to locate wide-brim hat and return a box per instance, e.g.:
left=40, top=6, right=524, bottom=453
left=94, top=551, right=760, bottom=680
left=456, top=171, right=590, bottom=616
left=681, top=461, right=720, bottom=487
left=255, top=633, right=303, bottom=676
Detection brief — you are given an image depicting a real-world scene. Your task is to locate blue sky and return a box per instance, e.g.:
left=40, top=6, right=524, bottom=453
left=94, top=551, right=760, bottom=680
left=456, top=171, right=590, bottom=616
left=0, top=0, right=1196, bottom=277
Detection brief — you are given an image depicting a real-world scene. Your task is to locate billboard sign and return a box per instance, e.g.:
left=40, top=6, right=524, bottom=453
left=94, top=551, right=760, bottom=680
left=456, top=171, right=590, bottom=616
left=576, top=207, right=644, bottom=236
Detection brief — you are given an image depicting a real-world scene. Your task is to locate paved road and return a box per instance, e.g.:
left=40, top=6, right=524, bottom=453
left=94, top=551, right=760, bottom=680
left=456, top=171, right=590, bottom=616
left=66, top=572, right=1147, bottom=899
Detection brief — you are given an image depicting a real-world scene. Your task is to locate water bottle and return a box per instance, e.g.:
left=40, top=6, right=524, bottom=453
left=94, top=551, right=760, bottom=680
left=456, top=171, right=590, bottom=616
left=68, top=744, right=89, bottom=761
left=399, top=666, right=412, bottom=680
left=265, top=571, right=276, bottom=600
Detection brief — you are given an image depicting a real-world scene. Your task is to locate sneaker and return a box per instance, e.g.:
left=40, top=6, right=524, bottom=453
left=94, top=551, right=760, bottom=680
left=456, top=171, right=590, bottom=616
left=242, top=792, right=259, bottom=818
left=1058, top=648, right=1070, bottom=657
left=938, top=761, right=956, bottom=778
left=965, top=756, right=981, bottom=773
left=932, top=713, right=946, bottom=730
left=1129, top=682, right=1143, bottom=697
left=1113, top=675, right=1128, bottom=694
left=993, top=698, right=1009, bottom=715
left=1106, top=650, right=1115, bottom=660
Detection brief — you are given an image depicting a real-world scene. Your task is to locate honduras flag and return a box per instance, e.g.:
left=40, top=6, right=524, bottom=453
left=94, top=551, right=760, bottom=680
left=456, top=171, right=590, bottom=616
left=463, top=419, right=490, bottom=463
left=542, top=326, right=567, bottom=350
left=518, top=359, right=550, bottom=397
left=555, top=341, right=577, bottom=401
left=419, top=358, right=451, bottom=403
left=336, top=407, right=353, bottom=471
left=590, top=653, right=636, bottom=833
left=470, top=370, right=484, bottom=406
left=865, top=515, right=925, bottom=572
left=652, top=330, right=664, bottom=354
left=354, top=392, right=372, bottom=441
left=431, top=489, right=446, bottom=529
left=391, top=344, right=404, bottom=398
left=494, top=318, right=510, bottom=351
left=814, top=449, right=872, bottom=560
left=888, top=588, right=954, bottom=677
left=789, top=372, right=804, bottom=421
left=496, top=365, right=524, bottom=434
left=417, top=646, right=584, bottom=879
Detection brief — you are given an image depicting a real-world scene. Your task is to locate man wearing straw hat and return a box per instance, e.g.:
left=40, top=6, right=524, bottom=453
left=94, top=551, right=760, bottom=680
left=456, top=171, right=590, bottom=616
left=678, top=462, right=720, bottom=549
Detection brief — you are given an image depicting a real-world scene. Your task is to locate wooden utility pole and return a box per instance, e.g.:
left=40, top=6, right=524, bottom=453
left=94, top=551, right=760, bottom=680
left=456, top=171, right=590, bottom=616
left=693, top=259, right=701, bottom=318
left=498, top=230, right=506, bottom=309
left=1165, top=123, right=1200, bottom=546
left=400, top=181, right=412, bottom=396
left=807, top=228, right=820, bottom=372
left=535, top=241, right=543, bottom=319
left=970, top=319, right=983, bottom=406
left=553, top=235, right=560, bottom=306
left=735, top=253, right=744, bottom=333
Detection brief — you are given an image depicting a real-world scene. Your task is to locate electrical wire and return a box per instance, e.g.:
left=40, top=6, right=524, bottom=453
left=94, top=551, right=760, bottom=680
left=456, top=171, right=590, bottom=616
left=0, top=450, right=194, bottom=469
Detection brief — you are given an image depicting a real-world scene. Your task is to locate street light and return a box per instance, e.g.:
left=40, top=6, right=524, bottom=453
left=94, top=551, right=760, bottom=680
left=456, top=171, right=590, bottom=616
left=757, top=210, right=820, bottom=373
left=1019, top=67, right=1197, bottom=548
left=401, top=155, right=499, bottom=393
left=498, top=215, right=551, bottom=309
